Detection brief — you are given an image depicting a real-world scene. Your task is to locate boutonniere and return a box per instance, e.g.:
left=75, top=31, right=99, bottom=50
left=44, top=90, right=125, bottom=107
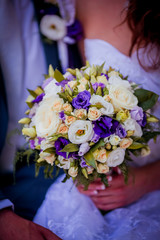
left=38, top=0, right=83, bottom=44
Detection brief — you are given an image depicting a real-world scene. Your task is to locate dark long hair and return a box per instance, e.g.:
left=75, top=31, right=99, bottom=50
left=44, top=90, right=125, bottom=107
left=125, top=0, right=160, bottom=70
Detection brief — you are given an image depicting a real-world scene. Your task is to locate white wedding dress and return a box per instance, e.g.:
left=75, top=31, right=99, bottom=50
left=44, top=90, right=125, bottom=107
left=33, top=38, right=160, bottom=240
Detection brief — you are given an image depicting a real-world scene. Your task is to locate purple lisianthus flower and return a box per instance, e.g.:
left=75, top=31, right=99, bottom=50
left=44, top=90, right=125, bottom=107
left=72, top=90, right=91, bottom=109
left=59, top=111, right=65, bottom=121
left=116, top=124, right=127, bottom=138
left=91, top=132, right=100, bottom=143
left=30, top=139, right=35, bottom=150
left=101, top=73, right=109, bottom=80
left=78, top=143, right=90, bottom=156
left=67, top=19, right=83, bottom=42
left=55, top=137, right=71, bottom=158
left=80, top=158, right=88, bottom=168
left=42, top=77, right=53, bottom=89
left=137, top=112, right=147, bottom=127
left=93, top=116, right=113, bottom=138
left=55, top=79, right=70, bottom=87
left=110, top=120, right=119, bottom=134
left=32, top=93, right=45, bottom=103
left=92, top=82, right=105, bottom=92
left=130, top=106, right=144, bottom=121
left=38, top=137, right=44, bottom=145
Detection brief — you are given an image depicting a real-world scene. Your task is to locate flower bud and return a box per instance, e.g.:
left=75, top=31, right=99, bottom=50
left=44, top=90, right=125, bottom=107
left=141, top=146, right=151, bottom=157
left=18, top=117, right=31, bottom=124
left=22, top=127, right=36, bottom=138
left=68, top=167, right=78, bottom=177
left=97, top=163, right=109, bottom=174
left=127, top=130, right=134, bottom=137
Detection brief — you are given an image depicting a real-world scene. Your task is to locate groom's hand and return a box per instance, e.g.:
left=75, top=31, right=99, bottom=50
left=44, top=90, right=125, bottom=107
left=0, top=208, right=61, bottom=240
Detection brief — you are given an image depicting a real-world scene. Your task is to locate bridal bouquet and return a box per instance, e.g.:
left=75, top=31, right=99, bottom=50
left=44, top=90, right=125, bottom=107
left=19, top=63, right=160, bottom=188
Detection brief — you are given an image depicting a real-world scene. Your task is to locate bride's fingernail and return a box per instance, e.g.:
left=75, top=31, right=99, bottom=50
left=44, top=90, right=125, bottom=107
left=93, top=190, right=98, bottom=194
left=108, top=176, right=112, bottom=182
left=117, top=168, right=122, bottom=175
left=101, top=184, right=105, bottom=190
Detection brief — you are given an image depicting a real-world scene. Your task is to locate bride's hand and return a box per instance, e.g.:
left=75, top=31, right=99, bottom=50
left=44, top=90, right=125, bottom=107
left=78, top=167, right=149, bottom=211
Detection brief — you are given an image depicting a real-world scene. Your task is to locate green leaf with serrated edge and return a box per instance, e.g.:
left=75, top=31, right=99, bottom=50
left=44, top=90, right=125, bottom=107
left=96, top=86, right=102, bottom=96
left=27, top=89, right=37, bottom=98
left=84, top=151, right=97, bottom=169
left=128, top=142, right=146, bottom=149
left=100, top=174, right=109, bottom=187
left=134, top=89, right=159, bottom=111
left=91, top=139, right=105, bottom=152
left=119, top=161, right=128, bottom=184
left=48, top=64, right=54, bottom=78
left=54, top=69, right=65, bottom=82
left=60, top=143, right=79, bottom=153
left=89, top=81, right=94, bottom=95
left=66, top=68, right=76, bottom=76
left=97, top=62, right=105, bottom=75
left=43, top=147, right=55, bottom=154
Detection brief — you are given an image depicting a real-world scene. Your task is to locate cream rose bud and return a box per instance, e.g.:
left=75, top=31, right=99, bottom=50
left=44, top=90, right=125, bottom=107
left=97, top=75, right=108, bottom=86
left=74, top=109, right=87, bottom=119
left=109, top=134, right=121, bottom=146
left=63, top=103, right=73, bottom=112
left=58, top=123, right=69, bottom=134
left=107, top=148, right=125, bottom=167
left=108, top=75, right=131, bottom=89
left=97, top=148, right=108, bottom=163
left=78, top=83, right=86, bottom=92
left=88, top=107, right=101, bottom=121
left=34, top=97, right=61, bottom=137
left=80, top=77, right=88, bottom=85
left=87, top=166, right=94, bottom=175
left=123, top=118, right=142, bottom=137
left=65, top=115, right=76, bottom=126
left=57, top=156, right=71, bottom=169
left=40, top=15, right=66, bottom=41
left=141, top=146, right=151, bottom=157
left=109, top=85, right=138, bottom=110
left=97, top=163, right=109, bottom=174
left=120, top=138, right=133, bottom=149
left=68, top=120, right=94, bottom=144
left=22, top=127, right=36, bottom=138
left=90, top=95, right=114, bottom=116
left=40, top=152, right=56, bottom=166
left=68, top=167, right=78, bottom=177
left=67, top=81, right=77, bottom=89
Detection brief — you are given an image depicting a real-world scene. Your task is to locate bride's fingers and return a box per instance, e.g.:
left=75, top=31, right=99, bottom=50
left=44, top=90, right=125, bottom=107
left=78, top=183, right=106, bottom=191
left=96, top=202, right=124, bottom=211
left=78, top=188, right=99, bottom=196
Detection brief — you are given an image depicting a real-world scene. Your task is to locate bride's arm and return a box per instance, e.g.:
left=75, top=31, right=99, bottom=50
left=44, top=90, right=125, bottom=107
left=78, top=160, right=160, bottom=211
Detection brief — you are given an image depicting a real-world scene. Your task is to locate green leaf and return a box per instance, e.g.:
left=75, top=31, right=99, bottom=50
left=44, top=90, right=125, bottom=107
left=91, top=75, right=97, bottom=83
left=91, top=139, right=105, bottom=152
left=119, top=161, right=128, bottom=184
left=84, top=151, right=97, bottom=169
left=65, top=85, right=72, bottom=96
left=27, top=89, right=37, bottom=98
left=103, top=87, right=109, bottom=95
left=57, top=92, right=68, bottom=102
left=43, top=147, right=55, bottom=154
left=84, top=73, right=90, bottom=80
left=76, top=69, right=83, bottom=80
left=128, top=142, right=146, bottom=149
left=89, top=81, right=94, bottom=95
left=48, top=64, right=54, bottom=78
left=54, top=69, right=65, bottom=82
left=66, top=68, right=76, bottom=76
left=97, top=62, right=105, bottom=76
left=82, top=168, right=88, bottom=179
left=60, top=143, right=79, bottom=153
left=134, top=89, right=159, bottom=111
left=90, top=103, right=104, bottom=109
left=50, top=133, right=68, bottom=141
left=62, top=174, right=71, bottom=183
left=140, top=131, right=160, bottom=143
left=96, top=86, right=102, bottom=96
left=100, top=174, right=109, bottom=187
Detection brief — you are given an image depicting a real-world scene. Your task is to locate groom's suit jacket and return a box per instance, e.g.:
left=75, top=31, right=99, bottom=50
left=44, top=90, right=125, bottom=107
left=0, top=0, right=82, bottom=220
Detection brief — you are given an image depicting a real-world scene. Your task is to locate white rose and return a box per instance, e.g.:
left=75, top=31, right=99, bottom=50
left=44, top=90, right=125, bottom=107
left=88, top=107, right=101, bottom=121
left=65, top=115, right=76, bottom=126
left=90, top=94, right=114, bottom=116
left=97, top=148, right=108, bottom=163
left=78, top=83, right=86, bottom=92
left=97, top=163, right=109, bottom=174
left=123, top=119, right=143, bottom=137
left=109, top=134, right=121, bottom=146
left=57, top=156, right=71, bottom=169
left=52, top=97, right=64, bottom=112
left=63, top=103, right=73, bottom=112
left=108, top=75, right=131, bottom=89
left=109, top=85, right=138, bottom=110
left=107, top=148, right=125, bottom=167
left=120, top=138, right=133, bottom=149
left=44, top=79, right=61, bottom=99
left=40, top=15, right=66, bottom=41
left=97, top=75, right=108, bottom=86
left=40, top=152, right=56, bottom=166
left=68, top=120, right=94, bottom=144
left=40, top=139, right=54, bottom=151
left=68, top=167, right=78, bottom=177
left=74, top=109, right=87, bottom=119
left=34, top=97, right=61, bottom=137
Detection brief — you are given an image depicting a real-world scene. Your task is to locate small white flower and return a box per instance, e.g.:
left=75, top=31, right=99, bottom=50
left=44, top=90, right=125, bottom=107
left=78, top=83, right=86, bottom=92
left=107, top=148, right=125, bottom=167
left=67, top=81, right=77, bottom=89
left=57, top=156, right=71, bottom=169
left=87, top=166, right=94, bottom=175
left=90, top=94, right=114, bottom=116
left=68, top=120, right=94, bottom=144
left=74, top=109, right=87, bottom=119
left=78, top=142, right=90, bottom=156
left=109, top=134, right=121, bottom=146
left=63, top=103, right=73, bottom=112
left=97, top=75, right=108, bottom=86
left=40, top=15, right=66, bottom=41
left=44, top=78, right=61, bottom=99
left=88, top=107, right=101, bottom=121
left=123, top=119, right=143, bottom=137
left=80, top=77, right=88, bottom=85
left=40, top=139, right=54, bottom=151
left=40, top=152, right=56, bottom=166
